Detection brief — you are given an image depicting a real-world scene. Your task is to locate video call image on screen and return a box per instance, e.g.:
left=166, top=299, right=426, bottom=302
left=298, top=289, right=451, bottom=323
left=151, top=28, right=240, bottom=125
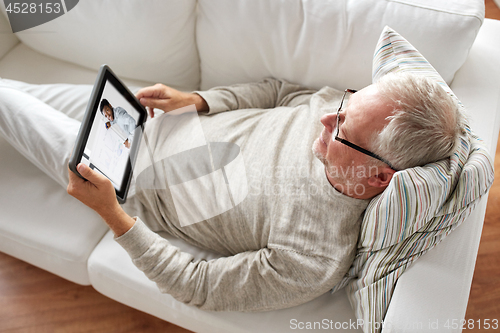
left=80, top=81, right=139, bottom=190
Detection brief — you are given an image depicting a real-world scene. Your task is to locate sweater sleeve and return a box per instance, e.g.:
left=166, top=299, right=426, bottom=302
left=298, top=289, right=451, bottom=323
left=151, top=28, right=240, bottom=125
left=115, top=218, right=346, bottom=312
left=194, top=78, right=316, bottom=115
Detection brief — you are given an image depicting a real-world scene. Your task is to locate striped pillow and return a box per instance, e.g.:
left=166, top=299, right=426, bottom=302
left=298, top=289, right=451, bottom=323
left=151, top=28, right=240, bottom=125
left=372, top=26, right=462, bottom=107
left=334, top=27, right=495, bottom=333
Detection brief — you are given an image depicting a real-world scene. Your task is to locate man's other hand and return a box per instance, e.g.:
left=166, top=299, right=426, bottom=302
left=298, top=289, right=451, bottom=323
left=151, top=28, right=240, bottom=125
left=135, top=83, right=208, bottom=118
left=67, top=163, right=135, bottom=236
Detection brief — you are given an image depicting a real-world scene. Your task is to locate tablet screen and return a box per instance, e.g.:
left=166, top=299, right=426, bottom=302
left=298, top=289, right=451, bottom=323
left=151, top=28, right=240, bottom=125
left=80, top=80, right=141, bottom=190
left=70, top=65, right=146, bottom=203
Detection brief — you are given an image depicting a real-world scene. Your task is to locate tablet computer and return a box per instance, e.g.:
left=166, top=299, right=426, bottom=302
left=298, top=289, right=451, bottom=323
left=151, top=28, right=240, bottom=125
left=69, top=65, right=147, bottom=203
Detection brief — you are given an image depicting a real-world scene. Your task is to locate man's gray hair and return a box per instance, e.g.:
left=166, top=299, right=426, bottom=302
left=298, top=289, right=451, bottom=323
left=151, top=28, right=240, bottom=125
left=371, top=72, right=467, bottom=170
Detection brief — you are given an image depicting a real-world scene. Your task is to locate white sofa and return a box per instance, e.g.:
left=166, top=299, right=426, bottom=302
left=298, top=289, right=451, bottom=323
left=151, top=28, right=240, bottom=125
left=0, top=1, right=499, bottom=332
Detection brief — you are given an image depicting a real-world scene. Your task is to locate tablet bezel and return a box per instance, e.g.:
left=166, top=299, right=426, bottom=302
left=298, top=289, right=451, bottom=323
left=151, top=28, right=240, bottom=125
left=69, top=65, right=147, bottom=203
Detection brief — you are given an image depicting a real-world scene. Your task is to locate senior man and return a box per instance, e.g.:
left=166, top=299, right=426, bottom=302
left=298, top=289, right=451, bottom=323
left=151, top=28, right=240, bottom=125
left=0, top=73, right=464, bottom=311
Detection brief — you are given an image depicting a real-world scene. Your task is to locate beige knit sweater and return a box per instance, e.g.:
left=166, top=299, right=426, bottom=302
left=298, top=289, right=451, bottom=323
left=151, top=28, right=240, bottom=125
left=115, top=78, right=369, bottom=311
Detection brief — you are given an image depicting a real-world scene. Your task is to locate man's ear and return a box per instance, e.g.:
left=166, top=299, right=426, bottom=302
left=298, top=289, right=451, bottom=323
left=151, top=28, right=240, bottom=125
left=367, top=167, right=396, bottom=188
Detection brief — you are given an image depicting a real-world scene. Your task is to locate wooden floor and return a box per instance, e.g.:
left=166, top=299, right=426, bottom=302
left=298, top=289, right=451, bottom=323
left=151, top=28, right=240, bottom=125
left=1, top=2, right=500, bottom=332
left=0, top=253, right=192, bottom=333
left=464, top=3, right=500, bottom=332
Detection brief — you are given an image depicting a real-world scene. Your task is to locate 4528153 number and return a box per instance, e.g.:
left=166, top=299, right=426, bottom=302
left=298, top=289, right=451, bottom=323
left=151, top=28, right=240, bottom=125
left=6, top=2, right=61, bottom=14
left=444, top=319, right=499, bottom=330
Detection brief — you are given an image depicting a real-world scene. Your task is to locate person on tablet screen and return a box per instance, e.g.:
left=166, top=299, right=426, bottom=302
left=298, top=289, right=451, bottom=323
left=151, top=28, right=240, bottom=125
left=100, top=99, right=136, bottom=149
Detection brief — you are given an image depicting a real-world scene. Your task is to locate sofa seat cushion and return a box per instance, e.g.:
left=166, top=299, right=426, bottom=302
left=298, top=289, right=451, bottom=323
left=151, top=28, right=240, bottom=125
left=88, top=230, right=362, bottom=333
left=0, top=136, right=109, bottom=285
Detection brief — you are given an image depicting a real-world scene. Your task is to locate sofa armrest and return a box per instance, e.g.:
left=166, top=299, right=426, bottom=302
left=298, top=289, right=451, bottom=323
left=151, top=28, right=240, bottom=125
left=0, top=11, right=19, bottom=61
left=452, top=18, right=500, bottom=154
left=382, top=199, right=490, bottom=333
left=382, top=19, right=500, bottom=333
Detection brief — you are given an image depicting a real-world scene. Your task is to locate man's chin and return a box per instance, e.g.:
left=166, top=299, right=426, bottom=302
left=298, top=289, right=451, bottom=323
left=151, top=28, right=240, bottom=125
left=312, top=141, right=327, bottom=165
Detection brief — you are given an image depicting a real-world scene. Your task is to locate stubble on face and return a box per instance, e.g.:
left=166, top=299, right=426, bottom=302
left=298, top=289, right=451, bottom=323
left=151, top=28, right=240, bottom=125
left=312, top=138, right=327, bottom=165
left=313, top=142, right=362, bottom=186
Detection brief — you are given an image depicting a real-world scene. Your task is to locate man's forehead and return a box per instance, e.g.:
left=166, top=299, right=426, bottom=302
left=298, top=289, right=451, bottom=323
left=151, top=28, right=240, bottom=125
left=345, top=85, right=394, bottom=140
left=349, top=85, right=393, bottom=116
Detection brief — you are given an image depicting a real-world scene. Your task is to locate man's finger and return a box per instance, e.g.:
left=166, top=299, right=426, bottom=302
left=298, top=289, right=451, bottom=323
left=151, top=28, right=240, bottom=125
left=68, top=165, right=83, bottom=184
left=135, top=86, right=156, bottom=100
left=147, top=106, right=155, bottom=118
left=67, top=165, right=85, bottom=196
left=77, top=163, right=107, bottom=185
left=135, top=84, right=165, bottom=100
left=139, top=97, right=169, bottom=111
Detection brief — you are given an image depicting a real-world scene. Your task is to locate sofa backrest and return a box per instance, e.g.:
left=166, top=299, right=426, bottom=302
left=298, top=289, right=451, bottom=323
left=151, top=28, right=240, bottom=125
left=2, top=0, right=200, bottom=91
left=196, top=0, right=485, bottom=90
left=2, top=0, right=484, bottom=92
left=0, top=11, right=18, bottom=60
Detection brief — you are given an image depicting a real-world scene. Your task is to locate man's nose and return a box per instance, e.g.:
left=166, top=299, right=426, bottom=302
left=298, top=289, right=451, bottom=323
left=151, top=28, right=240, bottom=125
left=320, top=112, right=337, bottom=133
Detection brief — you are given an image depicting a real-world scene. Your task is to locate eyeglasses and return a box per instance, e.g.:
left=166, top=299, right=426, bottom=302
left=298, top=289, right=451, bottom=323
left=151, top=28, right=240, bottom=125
left=334, top=89, right=399, bottom=171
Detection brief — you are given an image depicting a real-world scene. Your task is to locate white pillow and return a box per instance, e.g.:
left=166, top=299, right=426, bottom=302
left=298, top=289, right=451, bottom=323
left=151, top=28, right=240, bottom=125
left=196, top=0, right=483, bottom=91
left=3, top=1, right=200, bottom=91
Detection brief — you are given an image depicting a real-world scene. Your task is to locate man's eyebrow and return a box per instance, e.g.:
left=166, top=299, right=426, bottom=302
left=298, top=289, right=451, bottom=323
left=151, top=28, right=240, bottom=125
left=340, top=95, right=355, bottom=141
left=340, top=123, right=350, bottom=142
left=339, top=109, right=350, bottom=141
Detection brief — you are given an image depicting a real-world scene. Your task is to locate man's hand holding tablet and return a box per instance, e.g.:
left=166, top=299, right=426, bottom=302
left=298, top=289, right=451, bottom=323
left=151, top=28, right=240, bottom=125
left=68, top=65, right=147, bottom=204
left=67, top=163, right=135, bottom=237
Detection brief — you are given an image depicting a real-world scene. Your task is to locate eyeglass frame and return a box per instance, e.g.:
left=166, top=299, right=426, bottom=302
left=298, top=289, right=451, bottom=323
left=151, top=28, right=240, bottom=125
left=334, top=89, right=399, bottom=171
